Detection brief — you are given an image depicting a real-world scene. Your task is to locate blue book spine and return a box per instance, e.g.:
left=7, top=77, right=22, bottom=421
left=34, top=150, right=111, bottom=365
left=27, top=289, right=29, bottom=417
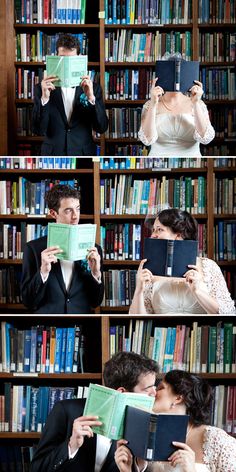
left=217, top=221, right=224, bottom=261
left=5, top=323, right=12, bottom=372
left=65, top=327, right=75, bottom=373
left=24, top=385, right=32, bottom=432
left=54, top=328, right=63, bottom=373
left=35, top=182, right=41, bottom=215
left=24, top=330, right=31, bottom=373
left=30, top=327, right=37, bottom=373
left=30, top=387, right=39, bottom=432
left=60, top=327, right=67, bottom=373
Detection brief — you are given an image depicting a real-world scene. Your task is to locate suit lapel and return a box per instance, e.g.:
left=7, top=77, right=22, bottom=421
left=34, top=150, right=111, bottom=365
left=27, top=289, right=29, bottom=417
left=52, top=261, right=67, bottom=294
left=52, top=88, right=68, bottom=125
left=70, top=86, right=83, bottom=124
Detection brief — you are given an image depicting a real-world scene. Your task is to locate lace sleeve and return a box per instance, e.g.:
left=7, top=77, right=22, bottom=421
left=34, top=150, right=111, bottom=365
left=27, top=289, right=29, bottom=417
left=203, top=426, right=236, bottom=472
left=193, top=101, right=215, bottom=144
left=138, top=101, right=158, bottom=146
left=143, top=282, right=155, bottom=314
left=201, top=258, right=236, bottom=314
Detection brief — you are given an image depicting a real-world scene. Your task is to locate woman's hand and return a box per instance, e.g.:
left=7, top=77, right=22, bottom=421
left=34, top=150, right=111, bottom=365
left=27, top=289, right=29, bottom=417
left=189, top=80, right=204, bottom=103
left=150, top=78, right=164, bottom=105
left=168, top=442, right=196, bottom=472
left=114, top=440, right=133, bottom=472
left=136, top=259, right=153, bottom=293
left=183, top=264, right=204, bottom=293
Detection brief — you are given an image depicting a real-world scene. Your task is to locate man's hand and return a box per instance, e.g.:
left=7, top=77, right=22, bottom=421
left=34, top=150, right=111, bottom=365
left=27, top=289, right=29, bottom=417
left=41, top=73, right=58, bottom=101
left=87, top=247, right=101, bottom=280
left=40, top=246, right=62, bottom=278
left=68, top=415, right=102, bottom=454
left=80, top=75, right=95, bottom=102
left=115, top=440, right=133, bottom=472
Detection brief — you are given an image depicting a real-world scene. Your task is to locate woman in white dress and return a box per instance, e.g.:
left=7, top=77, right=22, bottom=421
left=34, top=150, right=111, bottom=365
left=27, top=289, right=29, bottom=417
left=138, top=79, right=215, bottom=157
left=115, top=370, right=236, bottom=472
left=129, top=209, right=235, bottom=315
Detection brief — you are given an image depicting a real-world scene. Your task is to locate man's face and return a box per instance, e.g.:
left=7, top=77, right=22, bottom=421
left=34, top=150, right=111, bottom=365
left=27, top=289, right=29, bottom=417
left=57, top=47, right=77, bottom=56
left=50, top=197, right=80, bottom=225
left=132, top=372, right=157, bottom=397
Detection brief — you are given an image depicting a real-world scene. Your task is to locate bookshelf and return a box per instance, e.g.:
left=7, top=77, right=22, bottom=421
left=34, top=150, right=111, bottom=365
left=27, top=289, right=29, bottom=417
left=0, top=156, right=235, bottom=313
left=1, top=0, right=236, bottom=155
left=0, top=314, right=236, bottom=470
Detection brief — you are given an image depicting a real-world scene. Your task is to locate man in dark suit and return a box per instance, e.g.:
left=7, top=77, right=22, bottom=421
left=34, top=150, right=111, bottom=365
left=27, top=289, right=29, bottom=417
left=30, top=351, right=159, bottom=472
left=21, top=184, right=104, bottom=314
left=32, top=33, right=108, bottom=156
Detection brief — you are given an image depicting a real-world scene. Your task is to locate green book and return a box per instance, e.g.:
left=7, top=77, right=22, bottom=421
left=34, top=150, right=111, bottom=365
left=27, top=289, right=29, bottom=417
left=47, top=223, right=97, bottom=261
left=83, top=383, right=155, bottom=440
left=46, top=55, right=88, bottom=87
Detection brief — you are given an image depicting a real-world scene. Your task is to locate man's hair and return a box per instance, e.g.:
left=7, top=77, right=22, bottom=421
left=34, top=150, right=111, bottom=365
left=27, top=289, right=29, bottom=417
left=45, top=184, right=81, bottom=212
left=56, top=33, right=80, bottom=54
left=103, top=351, right=159, bottom=391
left=158, top=208, right=198, bottom=240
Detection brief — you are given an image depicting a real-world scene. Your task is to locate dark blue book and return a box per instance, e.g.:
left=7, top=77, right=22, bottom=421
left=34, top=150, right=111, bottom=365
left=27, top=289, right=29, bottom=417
left=124, top=407, right=189, bottom=461
left=155, top=60, right=200, bottom=93
left=144, top=239, right=198, bottom=277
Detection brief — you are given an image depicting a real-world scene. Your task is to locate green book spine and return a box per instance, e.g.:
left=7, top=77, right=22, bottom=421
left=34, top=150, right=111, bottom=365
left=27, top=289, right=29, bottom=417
left=208, top=326, right=217, bottom=373
left=224, top=323, right=233, bottom=373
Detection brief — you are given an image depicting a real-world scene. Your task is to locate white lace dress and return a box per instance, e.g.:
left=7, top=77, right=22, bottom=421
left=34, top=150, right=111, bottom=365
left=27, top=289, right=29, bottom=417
left=138, top=100, right=215, bottom=157
left=143, top=258, right=235, bottom=314
left=146, top=426, right=236, bottom=472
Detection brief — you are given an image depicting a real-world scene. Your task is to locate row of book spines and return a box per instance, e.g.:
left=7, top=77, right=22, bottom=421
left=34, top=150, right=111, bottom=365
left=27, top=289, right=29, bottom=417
left=15, top=68, right=99, bottom=100
left=0, top=267, right=21, bottom=304
left=199, top=32, right=236, bottom=62
left=214, top=222, right=236, bottom=262
left=0, top=178, right=80, bottom=215
left=0, top=383, right=89, bottom=433
left=200, top=69, right=236, bottom=101
left=0, top=324, right=85, bottom=374
left=15, top=0, right=86, bottom=24
left=15, top=32, right=89, bottom=62
left=100, top=157, right=207, bottom=169
left=105, top=30, right=192, bottom=63
left=198, top=0, right=236, bottom=23
left=102, top=269, right=137, bottom=307
left=0, top=445, right=35, bottom=470
left=100, top=176, right=207, bottom=215
left=211, top=385, right=236, bottom=433
left=109, top=322, right=236, bottom=374
left=0, top=157, right=77, bottom=170
left=210, top=109, right=236, bottom=140
left=100, top=223, right=207, bottom=260
left=105, top=0, right=191, bottom=25
left=214, top=177, right=236, bottom=214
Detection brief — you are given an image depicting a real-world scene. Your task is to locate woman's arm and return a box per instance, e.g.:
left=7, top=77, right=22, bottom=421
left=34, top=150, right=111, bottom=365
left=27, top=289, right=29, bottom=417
left=129, top=260, right=153, bottom=315
left=138, top=80, right=163, bottom=145
left=190, top=80, right=215, bottom=143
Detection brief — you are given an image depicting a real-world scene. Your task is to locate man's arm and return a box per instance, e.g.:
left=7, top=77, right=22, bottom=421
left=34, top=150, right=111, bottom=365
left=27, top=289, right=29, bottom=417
left=87, top=83, right=108, bottom=134
left=32, top=83, right=50, bottom=136
left=21, top=242, right=48, bottom=310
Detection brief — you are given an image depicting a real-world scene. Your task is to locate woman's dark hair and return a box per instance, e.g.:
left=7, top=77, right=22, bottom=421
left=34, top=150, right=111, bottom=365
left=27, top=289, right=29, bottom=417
left=56, top=33, right=80, bottom=54
left=103, top=351, right=159, bottom=391
left=45, top=184, right=81, bottom=212
left=164, top=370, right=213, bottom=426
left=158, top=209, right=198, bottom=240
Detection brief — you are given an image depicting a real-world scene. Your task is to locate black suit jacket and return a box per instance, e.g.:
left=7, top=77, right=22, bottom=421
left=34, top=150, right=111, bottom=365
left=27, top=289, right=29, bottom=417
left=30, top=399, right=119, bottom=472
left=32, top=83, right=108, bottom=155
left=21, top=236, right=104, bottom=314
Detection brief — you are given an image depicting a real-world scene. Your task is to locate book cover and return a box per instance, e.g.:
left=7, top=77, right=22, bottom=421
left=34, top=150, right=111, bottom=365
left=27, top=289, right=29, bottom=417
left=83, top=383, right=154, bottom=440
left=143, top=239, right=198, bottom=277
left=46, top=55, right=88, bottom=87
left=155, top=60, right=200, bottom=93
left=47, top=223, right=97, bottom=261
left=124, top=407, right=189, bottom=461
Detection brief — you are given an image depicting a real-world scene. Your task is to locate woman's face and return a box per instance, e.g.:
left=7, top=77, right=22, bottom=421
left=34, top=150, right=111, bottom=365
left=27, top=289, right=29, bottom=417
left=151, top=218, right=182, bottom=240
left=153, top=380, right=180, bottom=414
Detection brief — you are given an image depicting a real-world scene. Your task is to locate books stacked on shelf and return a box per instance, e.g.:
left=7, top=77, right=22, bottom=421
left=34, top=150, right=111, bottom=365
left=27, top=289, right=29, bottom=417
left=105, top=107, right=142, bottom=139
left=210, top=108, right=236, bottom=140
left=102, top=269, right=137, bottom=307
left=105, top=68, right=154, bottom=101
left=214, top=158, right=236, bottom=168
left=109, top=320, right=236, bottom=374
left=15, top=0, right=87, bottom=25
left=0, top=383, right=88, bottom=433
left=0, top=178, right=80, bottom=215
left=222, top=270, right=236, bottom=302
left=0, top=223, right=48, bottom=260
left=0, top=445, right=35, bottom=471
left=15, top=67, right=44, bottom=99
left=214, top=178, right=236, bottom=213
left=15, top=32, right=89, bottom=62
left=16, top=143, right=42, bottom=156
left=100, top=175, right=206, bottom=215
left=105, top=144, right=149, bottom=156
left=105, top=30, right=192, bottom=62
left=16, top=107, right=34, bottom=136
left=0, top=157, right=77, bottom=170
left=104, top=0, right=191, bottom=24
left=198, top=0, right=236, bottom=23
left=101, top=223, right=141, bottom=260
left=200, top=68, right=236, bottom=100
left=211, top=385, right=236, bottom=434
left=199, top=32, right=236, bottom=62
left=0, top=323, right=86, bottom=374
left=100, top=157, right=207, bottom=169
left=214, top=221, right=236, bottom=261
left=0, top=267, right=21, bottom=304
